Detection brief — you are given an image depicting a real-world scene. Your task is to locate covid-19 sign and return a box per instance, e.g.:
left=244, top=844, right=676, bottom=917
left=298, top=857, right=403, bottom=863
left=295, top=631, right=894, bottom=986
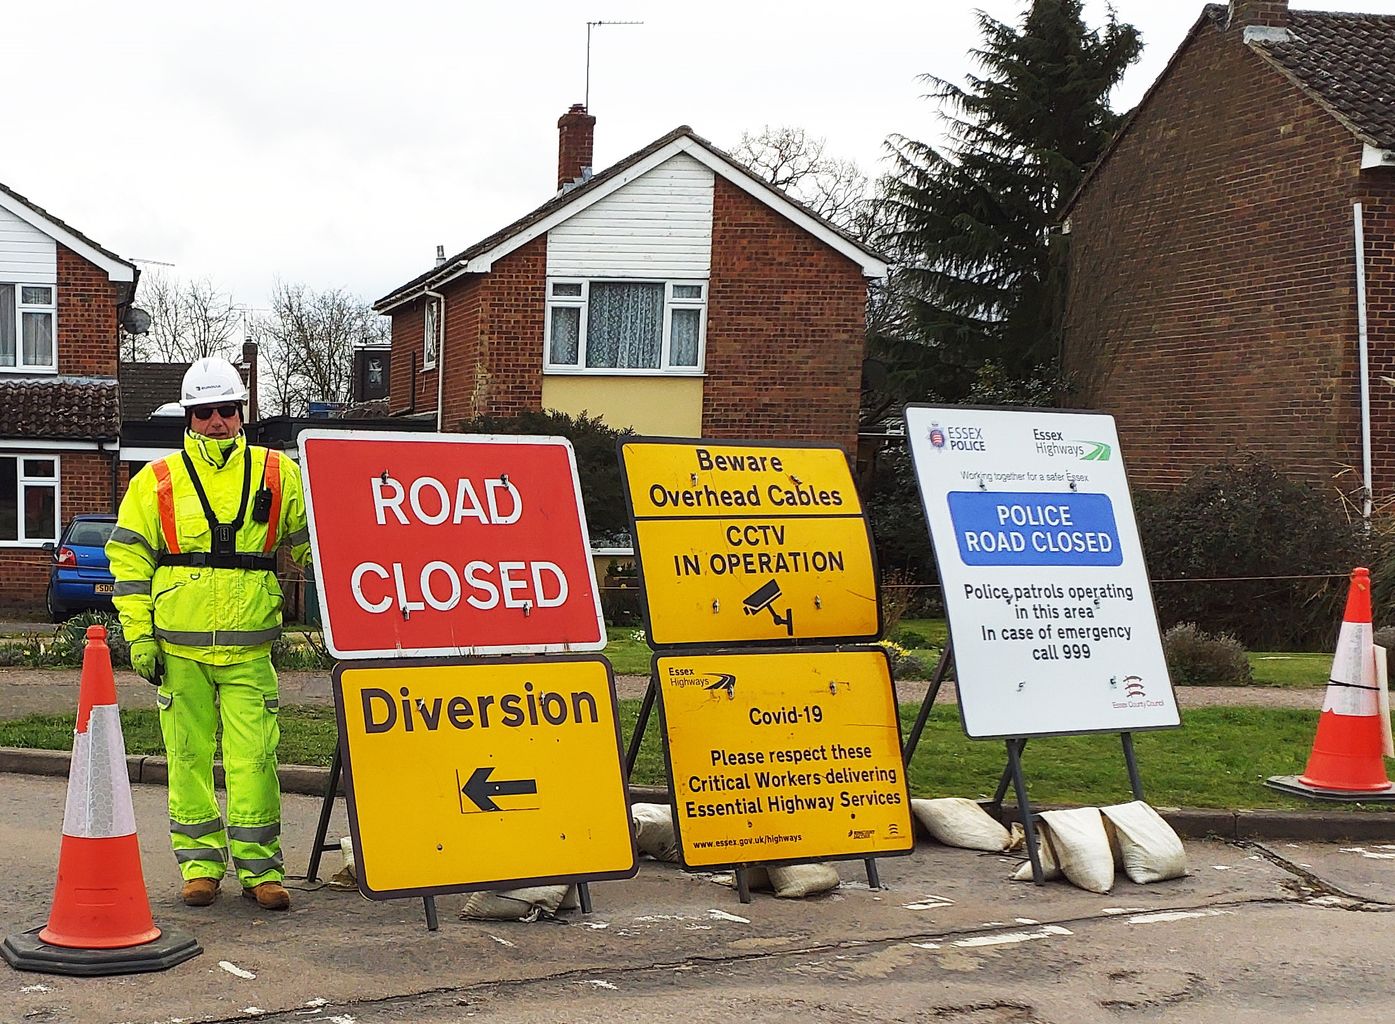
left=300, top=431, right=605, bottom=660
left=904, top=407, right=1179, bottom=739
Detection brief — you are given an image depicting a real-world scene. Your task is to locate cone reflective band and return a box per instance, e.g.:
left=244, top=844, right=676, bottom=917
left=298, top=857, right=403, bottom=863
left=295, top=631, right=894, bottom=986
left=1298, top=568, right=1394, bottom=793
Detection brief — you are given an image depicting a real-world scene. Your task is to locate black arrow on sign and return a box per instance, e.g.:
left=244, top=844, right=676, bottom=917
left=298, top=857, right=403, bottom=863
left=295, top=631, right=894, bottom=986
left=461, top=766, right=538, bottom=812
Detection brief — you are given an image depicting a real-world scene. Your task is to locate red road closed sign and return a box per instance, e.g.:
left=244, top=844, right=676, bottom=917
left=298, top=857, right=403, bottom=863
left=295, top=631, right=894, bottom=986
left=299, top=431, right=605, bottom=659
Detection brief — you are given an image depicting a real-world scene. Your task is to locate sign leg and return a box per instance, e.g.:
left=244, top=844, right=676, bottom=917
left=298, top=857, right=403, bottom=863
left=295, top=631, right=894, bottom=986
left=902, top=643, right=953, bottom=765
left=624, top=677, right=658, bottom=780
left=423, top=895, right=439, bottom=932
left=306, top=745, right=343, bottom=884
left=577, top=881, right=593, bottom=914
left=988, top=738, right=1027, bottom=814
left=1121, top=732, right=1145, bottom=800
left=735, top=866, right=752, bottom=905
left=1006, top=739, right=1045, bottom=885
left=864, top=857, right=881, bottom=890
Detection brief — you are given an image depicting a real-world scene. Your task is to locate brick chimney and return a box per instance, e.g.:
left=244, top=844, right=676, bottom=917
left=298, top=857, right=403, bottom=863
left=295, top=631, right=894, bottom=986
left=557, top=103, right=596, bottom=190
left=1228, top=0, right=1289, bottom=31
left=240, top=340, right=259, bottom=422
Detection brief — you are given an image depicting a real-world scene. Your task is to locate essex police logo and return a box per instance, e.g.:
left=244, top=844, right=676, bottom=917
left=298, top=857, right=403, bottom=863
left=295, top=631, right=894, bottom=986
left=928, top=424, right=947, bottom=450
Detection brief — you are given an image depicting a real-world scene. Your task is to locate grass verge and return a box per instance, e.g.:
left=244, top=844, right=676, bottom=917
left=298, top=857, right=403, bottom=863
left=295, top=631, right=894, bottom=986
left=0, top=703, right=1383, bottom=812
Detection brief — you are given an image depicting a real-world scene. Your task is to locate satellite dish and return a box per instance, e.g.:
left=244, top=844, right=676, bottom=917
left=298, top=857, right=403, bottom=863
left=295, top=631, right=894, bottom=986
left=123, top=306, right=152, bottom=336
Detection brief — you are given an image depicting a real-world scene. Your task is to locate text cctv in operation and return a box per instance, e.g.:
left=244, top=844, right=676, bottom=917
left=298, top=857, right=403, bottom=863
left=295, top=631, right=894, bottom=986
left=346, top=472, right=571, bottom=615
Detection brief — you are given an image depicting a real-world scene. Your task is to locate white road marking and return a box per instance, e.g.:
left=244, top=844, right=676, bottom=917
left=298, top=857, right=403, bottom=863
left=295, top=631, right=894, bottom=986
left=579, top=980, right=618, bottom=990
left=1341, top=847, right=1395, bottom=860
left=219, top=961, right=256, bottom=980
left=489, top=935, right=516, bottom=947
left=708, top=909, right=750, bottom=923
left=1100, top=907, right=1147, bottom=915
left=952, top=925, right=1073, bottom=948
left=1126, top=909, right=1230, bottom=924
left=582, top=921, right=609, bottom=929
left=902, top=893, right=955, bottom=911
left=20, top=984, right=50, bottom=993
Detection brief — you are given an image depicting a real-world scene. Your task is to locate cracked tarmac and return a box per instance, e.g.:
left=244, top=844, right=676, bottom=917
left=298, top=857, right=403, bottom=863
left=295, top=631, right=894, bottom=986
left=2, top=775, right=1392, bottom=1024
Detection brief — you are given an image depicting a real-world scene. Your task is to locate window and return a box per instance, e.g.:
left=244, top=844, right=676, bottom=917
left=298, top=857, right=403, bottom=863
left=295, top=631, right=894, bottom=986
left=423, top=299, right=440, bottom=368
left=0, top=456, right=59, bottom=545
left=0, top=284, right=56, bottom=371
left=546, top=280, right=706, bottom=373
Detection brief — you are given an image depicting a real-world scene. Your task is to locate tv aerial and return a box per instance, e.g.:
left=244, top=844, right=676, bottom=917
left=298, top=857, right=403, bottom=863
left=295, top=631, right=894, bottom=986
left=585, top=19, right=644, bottom=109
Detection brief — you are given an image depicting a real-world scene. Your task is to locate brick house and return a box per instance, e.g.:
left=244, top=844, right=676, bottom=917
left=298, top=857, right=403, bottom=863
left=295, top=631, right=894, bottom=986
left=0, top=182, right=137, bottom=607
left=373, top=108, right=888, bottom=454
left=1061, top=0, right=1395, bottom=507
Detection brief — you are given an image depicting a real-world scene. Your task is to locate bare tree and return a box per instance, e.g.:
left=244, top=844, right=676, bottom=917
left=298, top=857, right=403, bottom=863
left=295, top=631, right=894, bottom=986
left=259, top=281, right=387, bottom=416
left=127, top=268, right=239, bottom=362
left=730, top=126, right=871, bottom=234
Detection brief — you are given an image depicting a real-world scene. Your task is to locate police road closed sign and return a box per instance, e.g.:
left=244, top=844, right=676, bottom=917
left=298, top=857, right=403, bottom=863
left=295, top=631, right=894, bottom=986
left=334, top=657, right=637, bottom=898
left=619, top=440, right=879, bottom=647
left=301, top=431, right=604, bottom=659
left=904, top=406, right=1179, bottom=739
left=655, top=648, right=913, bottom=869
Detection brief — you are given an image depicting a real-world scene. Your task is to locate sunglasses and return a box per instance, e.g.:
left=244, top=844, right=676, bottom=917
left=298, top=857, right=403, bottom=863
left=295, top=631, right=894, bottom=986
left=191, top=404, right=241, bottom=421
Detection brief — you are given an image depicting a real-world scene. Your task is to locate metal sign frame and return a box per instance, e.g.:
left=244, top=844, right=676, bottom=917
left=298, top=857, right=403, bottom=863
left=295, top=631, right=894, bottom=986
left=331, top=654, right=638, bottom=901
left=652, top=644, right=914, bottom=872
left=617, top=436, right=884, bottom=650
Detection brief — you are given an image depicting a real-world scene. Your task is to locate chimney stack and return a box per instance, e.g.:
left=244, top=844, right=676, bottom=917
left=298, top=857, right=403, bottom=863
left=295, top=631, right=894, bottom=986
left=435, top=244, right=446, bottom=267
left=240, top=340, right=259, bottom=422
left=1228, top=0, right=1289, bottom=33
left=557, top=103, right=596, bottom=190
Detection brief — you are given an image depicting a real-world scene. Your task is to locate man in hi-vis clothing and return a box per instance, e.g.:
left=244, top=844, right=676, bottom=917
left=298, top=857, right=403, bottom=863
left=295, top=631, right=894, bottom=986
left=108, top=356, right=310, bottom=910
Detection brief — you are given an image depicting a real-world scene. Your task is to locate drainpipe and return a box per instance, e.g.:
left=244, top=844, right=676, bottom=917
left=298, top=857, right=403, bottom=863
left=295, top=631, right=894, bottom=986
left=424, top=289, right=447, bottom=432
left=1354, top=203, right=1373, bottom=520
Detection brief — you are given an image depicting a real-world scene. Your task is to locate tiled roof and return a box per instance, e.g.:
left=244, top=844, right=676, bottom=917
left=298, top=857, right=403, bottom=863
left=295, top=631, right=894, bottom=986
left=1252, top=9, right=1395, bottom=149
left=0, top=377, right=120, bottom=440
left=118, top=361, right=190, bottom=420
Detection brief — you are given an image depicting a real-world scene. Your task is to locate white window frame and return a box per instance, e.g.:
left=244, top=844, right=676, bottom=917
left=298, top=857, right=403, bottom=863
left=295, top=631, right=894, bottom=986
left=0, top=454, right=61, bottom=547
left=422, top=297, right=440, bottom=369
left=544, top=278, right=707, bottom=375
left=0, top=283, right=58, bottom=374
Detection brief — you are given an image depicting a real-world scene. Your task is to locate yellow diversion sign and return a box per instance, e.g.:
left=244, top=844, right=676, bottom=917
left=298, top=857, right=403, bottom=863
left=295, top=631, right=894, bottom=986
left=619, top=439, right=880, bottom=646
left=333, top=657, right=638, bottom=898
left=655, top=648, right=914, bottom=868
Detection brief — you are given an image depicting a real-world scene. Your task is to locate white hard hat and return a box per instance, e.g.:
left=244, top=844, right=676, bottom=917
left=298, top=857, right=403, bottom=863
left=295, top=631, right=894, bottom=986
left=179, top=356, right=249, bottom=408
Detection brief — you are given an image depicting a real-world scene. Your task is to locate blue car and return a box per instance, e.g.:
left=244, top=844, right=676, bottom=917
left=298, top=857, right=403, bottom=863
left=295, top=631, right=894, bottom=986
left=45, top=514, right=118, bottom=621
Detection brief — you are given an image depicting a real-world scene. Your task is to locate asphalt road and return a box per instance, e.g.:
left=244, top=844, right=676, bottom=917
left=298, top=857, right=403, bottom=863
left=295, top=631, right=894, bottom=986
left=1, top=774, right=1392, bottom=1023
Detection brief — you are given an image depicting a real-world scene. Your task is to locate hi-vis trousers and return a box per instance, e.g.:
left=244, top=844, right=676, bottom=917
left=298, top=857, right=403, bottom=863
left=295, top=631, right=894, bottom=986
left=156, top=654, right=283, bottom=887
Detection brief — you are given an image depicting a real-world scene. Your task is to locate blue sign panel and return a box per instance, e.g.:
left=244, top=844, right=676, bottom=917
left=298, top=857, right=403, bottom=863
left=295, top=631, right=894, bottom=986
left=946, top=491, right=1123, bottom=567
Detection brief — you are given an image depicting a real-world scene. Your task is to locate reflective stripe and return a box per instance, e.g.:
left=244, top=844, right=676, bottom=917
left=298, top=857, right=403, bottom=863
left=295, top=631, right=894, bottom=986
left=62, top=706, right=137, bottom=840
left=109, top=526, right=154, bottom=556
left=175, top=846, right=228, bottom=864
left=228, top=823, right=281, bottom=845
left=262, top=450, right=283, bottom=552
left=285, top=527, right=310, bottom=547
left=232, top=852, right=284, bottom=875
left=113, top=580, right=152, bottom=596
left=156, top=692, right=172, bottom=710
left=264, top=698, right=280, bottom=711
left=154, top=626, right=282, bottom=647
left=151, top=459, right=181, bottom=554
left=171, top=817, right=225, bottom=839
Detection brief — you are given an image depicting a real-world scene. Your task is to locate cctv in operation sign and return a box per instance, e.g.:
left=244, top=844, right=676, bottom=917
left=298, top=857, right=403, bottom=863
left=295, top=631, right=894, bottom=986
left=618, top=439, right=879, bottom=647
left=904, top=407, right=1178, bottom=739
left=300, top=431, right=605, bottom=659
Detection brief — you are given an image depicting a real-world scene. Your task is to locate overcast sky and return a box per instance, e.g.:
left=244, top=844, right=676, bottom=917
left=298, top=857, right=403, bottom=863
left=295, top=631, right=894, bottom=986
left=4, top=0, right=1391, bottom=321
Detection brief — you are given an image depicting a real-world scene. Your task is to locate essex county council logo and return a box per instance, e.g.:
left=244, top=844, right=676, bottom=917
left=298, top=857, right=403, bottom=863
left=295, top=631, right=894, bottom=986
left=928, top=424, right=947, bottom=450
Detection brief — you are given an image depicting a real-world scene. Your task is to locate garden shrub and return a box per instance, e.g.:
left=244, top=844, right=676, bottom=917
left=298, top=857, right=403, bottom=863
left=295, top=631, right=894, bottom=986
left=601, top=560, right=642, bottom=627
left=1162, top=623, right=1253, bottom=686
left=879, top=639, right=927, bottom=679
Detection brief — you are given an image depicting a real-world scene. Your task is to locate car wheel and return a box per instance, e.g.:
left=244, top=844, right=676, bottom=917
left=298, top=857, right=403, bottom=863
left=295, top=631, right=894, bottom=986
left=46, top=586, right=68, bottom=623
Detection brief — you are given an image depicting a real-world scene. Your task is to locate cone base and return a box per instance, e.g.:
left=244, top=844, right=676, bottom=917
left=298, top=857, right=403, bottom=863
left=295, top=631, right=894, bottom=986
left=2, top=926, right=201, bottom=977
left=1265, top=775, right=1395, bottom=803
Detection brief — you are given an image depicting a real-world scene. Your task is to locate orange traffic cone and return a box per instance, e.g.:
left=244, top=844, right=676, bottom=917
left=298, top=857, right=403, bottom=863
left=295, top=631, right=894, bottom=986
left=1266, top=568, right=1395, bottom=802
left=2, top=626, right=201, bottom=976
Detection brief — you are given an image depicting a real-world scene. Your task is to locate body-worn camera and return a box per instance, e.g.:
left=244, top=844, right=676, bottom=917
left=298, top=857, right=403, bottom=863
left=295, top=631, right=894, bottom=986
left=212, top=523, right=237, bottom=556
left=252, top=487, right=273, bottom=524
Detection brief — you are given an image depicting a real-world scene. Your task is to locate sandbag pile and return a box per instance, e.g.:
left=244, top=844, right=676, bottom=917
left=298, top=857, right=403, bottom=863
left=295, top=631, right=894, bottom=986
left=631, top=802, right=681, bottom=863
left=911, top=797, right=1014, bottom=852
left=1011, top=801, right=1188, bottom=892
left=460, top=885, right=580, bottom=922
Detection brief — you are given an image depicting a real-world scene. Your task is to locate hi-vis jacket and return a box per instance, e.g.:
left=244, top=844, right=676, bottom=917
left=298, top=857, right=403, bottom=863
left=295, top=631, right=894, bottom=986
left=109, top=431, right=311, bottom=665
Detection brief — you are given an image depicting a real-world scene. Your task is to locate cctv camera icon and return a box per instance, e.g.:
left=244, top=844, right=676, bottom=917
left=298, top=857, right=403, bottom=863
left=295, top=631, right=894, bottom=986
left=743, top=579, right=794, bottom=636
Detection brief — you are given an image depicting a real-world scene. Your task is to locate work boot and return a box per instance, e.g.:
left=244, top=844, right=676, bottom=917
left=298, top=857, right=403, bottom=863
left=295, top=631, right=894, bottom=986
left=242, top=881, right=291, bottom=911
left=181, top=877, right=220, bottom=907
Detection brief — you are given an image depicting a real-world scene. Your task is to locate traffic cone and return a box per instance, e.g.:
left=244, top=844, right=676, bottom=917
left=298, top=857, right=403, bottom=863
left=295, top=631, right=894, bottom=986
left=1266, top=568, right=1395, bottom=802
left=2, top=626, right=201, bottom=976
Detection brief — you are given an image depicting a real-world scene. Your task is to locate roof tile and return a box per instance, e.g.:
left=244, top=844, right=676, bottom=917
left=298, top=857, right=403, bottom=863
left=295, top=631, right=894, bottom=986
left=0, top=377, right=120, bottom=440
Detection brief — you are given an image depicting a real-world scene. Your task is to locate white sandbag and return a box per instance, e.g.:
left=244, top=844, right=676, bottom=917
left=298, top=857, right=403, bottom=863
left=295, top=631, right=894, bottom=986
left=911, top=797, right=1012, bottom=852
left=460, top=885, right=575, bottom=922
left=631, top=802, right=681, bottom=863
left=1010, top=831, right=1063, bottom=882
left=1035, top=808, right=1115, bottom=893
left=767, top=863, right=841, bottom=898
left=712, top=867, right=773, bottom=891
left=1101, top=801, right=1189, bottom=883
left=340, top=836, right=356, bottom=877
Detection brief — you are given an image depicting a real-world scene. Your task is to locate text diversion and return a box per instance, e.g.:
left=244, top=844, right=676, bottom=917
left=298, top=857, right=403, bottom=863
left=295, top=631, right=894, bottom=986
left=343, top=472, right=574, bottom=616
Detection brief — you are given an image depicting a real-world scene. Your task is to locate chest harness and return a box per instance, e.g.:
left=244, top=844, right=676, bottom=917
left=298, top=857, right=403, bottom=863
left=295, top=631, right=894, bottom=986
left=156, top=449, right=279, bottom=571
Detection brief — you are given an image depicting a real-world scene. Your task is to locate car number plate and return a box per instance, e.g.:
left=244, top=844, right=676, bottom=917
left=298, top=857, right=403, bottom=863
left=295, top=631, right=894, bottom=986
left=94, top=583, right=114, bottom=594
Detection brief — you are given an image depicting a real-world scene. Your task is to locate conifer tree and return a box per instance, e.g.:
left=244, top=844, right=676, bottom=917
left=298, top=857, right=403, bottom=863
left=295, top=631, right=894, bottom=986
left=877, top=0, right=1141, bottom=404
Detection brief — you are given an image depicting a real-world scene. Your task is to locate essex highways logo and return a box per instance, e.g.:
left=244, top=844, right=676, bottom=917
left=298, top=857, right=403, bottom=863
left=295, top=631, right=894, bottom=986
left=667, top=669, right=738, bottom=695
